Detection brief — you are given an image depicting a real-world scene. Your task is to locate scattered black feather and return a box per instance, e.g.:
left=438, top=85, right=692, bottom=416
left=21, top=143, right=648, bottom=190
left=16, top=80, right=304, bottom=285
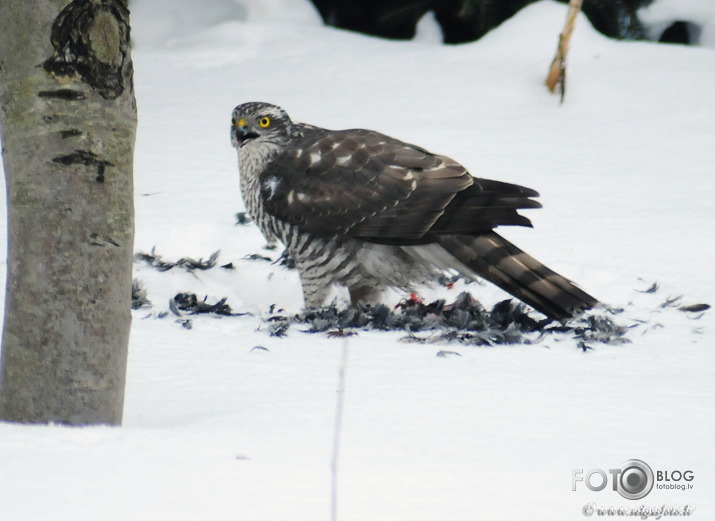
left=244, top=253, right=273, bottom=262
left=251, top=345, right=270, bottom=352
left=637, top=282, right=660, bottom=293
left=174, top=250, right=220, bottom=270
left=177, top=319, right=193, bottom=330
left=570, top=314, right=633, bottom=346
left=170, top=292, right=240, bottom=316
left=131, top=279, right=151, bottom=309
left=660, top=295, right=683, bottom=308
left=602, top=305, right=626, bottom=315
left=436, top=350, right=462, bottom=357
left=135, top=248, right=220, bottom=272
left=221, top=262, right=235, bottom=270
left=435, top=273, right=463, bottom=288
left=275, top=248, right=296, bottom=269
left=577, top=341, right=595, bottom=352
left=327, top=329, right=358, bottom=338
left=134, top=249, right=175, bottom=271
left=679, top=303, right=710, bottom=313
left=266, top=315, right=291, bottom=337
left=235, top=212, right=252, bottom=225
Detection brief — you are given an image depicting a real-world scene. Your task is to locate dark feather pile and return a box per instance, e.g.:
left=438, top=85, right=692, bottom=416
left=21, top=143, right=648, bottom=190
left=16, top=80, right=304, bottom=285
left=266, top=292, right=632, bottom=347
left=134, top=249, right=708, bottom=348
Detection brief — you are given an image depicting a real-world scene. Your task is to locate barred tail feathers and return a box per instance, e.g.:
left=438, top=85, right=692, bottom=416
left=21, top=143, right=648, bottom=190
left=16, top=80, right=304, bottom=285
left=437, top=232, right=598, bottom=320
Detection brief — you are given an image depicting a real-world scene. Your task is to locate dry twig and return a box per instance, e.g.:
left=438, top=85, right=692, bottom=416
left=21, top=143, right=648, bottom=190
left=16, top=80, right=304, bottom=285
left=545, top=0, right=584, bottom=102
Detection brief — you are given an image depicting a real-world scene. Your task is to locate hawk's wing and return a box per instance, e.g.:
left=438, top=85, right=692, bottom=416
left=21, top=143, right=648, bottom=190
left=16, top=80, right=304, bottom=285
left=260, top=126, right=541, bottom=244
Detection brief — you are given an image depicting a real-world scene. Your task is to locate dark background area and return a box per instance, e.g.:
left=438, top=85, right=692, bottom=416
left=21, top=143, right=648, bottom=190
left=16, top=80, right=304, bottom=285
left=307, top=0, right=699, bottom=45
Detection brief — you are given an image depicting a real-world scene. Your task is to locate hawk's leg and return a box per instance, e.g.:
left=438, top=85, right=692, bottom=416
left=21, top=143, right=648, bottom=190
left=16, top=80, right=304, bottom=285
left=298, top=270, right=331, bottom=309
left=348, top=284, right=381, bottom=306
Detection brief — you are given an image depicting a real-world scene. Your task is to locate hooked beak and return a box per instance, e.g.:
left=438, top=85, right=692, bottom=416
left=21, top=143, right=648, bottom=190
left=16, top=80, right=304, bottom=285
left=232, top=119, right=260, bottom=148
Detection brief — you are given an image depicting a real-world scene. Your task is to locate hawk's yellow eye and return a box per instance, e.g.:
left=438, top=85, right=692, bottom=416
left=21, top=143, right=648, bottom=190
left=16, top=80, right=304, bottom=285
left=258, top=116, right=271, bottom=128
left=236, top=118, right=246, bottom=128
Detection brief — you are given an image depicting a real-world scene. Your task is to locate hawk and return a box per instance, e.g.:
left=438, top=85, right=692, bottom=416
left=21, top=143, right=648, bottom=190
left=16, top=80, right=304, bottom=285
left=231, top=102, right=597, bottom=320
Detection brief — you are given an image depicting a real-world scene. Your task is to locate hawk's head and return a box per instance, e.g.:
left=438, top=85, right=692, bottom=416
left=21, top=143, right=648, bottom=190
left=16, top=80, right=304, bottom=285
left=231, top=102, right=296, bottom=149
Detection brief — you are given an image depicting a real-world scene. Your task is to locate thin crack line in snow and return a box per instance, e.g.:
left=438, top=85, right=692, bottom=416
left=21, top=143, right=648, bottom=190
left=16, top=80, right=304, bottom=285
left=331, top=338, right=349, bottom=521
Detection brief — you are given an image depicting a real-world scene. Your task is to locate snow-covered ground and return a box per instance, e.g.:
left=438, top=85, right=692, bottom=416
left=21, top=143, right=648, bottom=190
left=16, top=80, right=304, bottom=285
left=1, top=1, right=714, bottom=519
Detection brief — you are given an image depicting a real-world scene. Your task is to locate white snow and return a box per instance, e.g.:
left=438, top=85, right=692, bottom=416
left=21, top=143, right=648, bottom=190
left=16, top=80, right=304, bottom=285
left=1, top=1, right=714, bottom=520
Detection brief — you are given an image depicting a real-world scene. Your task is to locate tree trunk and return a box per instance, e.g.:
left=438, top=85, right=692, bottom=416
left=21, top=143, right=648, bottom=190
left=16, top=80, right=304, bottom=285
left=0, top=0, right=136, bottom=425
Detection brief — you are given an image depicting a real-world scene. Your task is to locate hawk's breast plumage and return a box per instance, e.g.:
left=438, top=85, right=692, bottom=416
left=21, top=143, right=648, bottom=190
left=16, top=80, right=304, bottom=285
left=231, top=102, right=597, bottom=319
